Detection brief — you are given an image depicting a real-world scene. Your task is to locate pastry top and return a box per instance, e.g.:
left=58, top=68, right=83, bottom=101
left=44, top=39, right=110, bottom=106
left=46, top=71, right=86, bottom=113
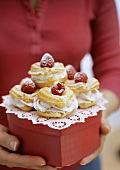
left=64, top=70, right=101, bottom=108
left=75, top=88, right=102, bottom=107
left=9, top=78, right=39, bottom=109
left=64, top=77, right=100, bottom=93
left=37, top=85, right=76, bottom=109
left=34, top=82, right=78, bottom=117
left=28, top=62, right=67, bottom=77
left=28, top=53, right=67, bottom=84
left=9, top=85, right=38, bottom=103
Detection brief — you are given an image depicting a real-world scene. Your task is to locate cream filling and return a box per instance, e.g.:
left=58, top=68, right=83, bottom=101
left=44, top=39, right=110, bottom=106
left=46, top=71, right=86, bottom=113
left=11, top=97, right=34, bottom=108
left=34, top=96, right=78, bottom=114
left=75, top=89, right=102, bottom=104
left=31, top=70, right=66, bottom=83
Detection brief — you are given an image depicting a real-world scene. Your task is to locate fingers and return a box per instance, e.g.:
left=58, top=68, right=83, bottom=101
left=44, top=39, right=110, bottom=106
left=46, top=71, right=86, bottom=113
left=0, top=124, right=8, bottom=132
left=100, top=119, right=111, bottom=135
left=0, top=146, right=49, bottom=170
left=0, top=125, right=57, bottom=170
left=0, top=124, right=20, bottom=151
left=80, top=135, right=105, bottom=165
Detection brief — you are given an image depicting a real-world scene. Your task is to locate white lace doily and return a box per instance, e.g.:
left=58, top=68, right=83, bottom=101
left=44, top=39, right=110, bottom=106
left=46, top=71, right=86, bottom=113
left=0, top=95, right=107, bottom=130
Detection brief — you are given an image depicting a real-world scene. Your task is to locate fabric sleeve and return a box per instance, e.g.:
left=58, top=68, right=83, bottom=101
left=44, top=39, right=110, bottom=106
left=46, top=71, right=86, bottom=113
left=90, top=0, right=120, bottom=99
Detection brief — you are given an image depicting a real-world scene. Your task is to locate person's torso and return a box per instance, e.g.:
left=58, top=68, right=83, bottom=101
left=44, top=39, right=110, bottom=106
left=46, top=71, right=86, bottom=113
left=0, top=1, right=96, bottom=169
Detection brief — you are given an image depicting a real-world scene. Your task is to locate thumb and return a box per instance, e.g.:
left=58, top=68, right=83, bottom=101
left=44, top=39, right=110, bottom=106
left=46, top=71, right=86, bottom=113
left=0, top=124, right=20, bottom=151
left=100, top=119, right=111, bottom=135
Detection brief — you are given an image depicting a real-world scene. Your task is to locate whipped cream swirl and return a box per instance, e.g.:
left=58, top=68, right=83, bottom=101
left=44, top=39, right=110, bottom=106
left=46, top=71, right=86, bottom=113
left=75, top=89, right=102, bottom=104
left=34, top=96, right=78, bottom=114
left=10, top=97, right=34, bottom=108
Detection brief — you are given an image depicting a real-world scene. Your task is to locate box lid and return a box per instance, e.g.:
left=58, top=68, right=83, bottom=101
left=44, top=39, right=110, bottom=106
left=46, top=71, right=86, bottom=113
left=7, top=111, right=102, bottom=136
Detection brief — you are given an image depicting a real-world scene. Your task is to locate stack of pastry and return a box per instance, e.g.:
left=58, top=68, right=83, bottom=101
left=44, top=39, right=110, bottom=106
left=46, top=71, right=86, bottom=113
left=65, top=65, right=101, bottom=109
left=9, top=53, right=78, bottom=118
left=9, top=54, right=101, bottom=117
left=9, top=78, right=38, bottom=111
left=6, top=54, right=104, bottom=169
left=28, top=53, right=67, bottom=88
left=34, top=82, right=78, bottom=118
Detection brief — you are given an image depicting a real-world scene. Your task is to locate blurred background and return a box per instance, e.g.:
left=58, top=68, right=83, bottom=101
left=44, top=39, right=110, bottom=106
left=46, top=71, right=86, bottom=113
left=81, top=0, right=120, bottom=169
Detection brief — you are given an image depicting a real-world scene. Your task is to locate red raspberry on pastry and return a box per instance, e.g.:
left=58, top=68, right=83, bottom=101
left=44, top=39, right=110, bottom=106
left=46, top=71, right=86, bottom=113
left=40, top=53, right=55, bottom=68
left=65, top=65, right=77, bottom=80
left=21, top=80, right=36, bottom=94
left=74, top=72, right=88, bottom=83
left=51, top=82, right=65, bottom=96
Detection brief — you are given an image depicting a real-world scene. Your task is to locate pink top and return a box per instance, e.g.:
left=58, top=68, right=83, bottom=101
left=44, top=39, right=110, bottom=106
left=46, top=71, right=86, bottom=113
left=0, top=1, right=120, bottom=169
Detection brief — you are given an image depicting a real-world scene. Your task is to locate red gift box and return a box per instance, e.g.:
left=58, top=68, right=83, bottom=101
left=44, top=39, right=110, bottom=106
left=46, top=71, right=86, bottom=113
left=7, top=111, right=102, bottom=169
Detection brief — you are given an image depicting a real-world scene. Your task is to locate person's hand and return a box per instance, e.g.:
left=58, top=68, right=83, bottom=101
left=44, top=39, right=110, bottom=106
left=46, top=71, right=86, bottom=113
left=0, top=124, right=57, bottom=170
left=79, top=119, right=111, bottom=165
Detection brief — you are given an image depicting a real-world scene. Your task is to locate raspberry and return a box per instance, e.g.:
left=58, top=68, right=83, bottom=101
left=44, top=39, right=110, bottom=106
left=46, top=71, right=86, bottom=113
left=65, top=65, right=76, bottom=80
left=40, top=53, right=55, bottom=68
left=51, top=82, right=65, bottom=96
left=74, top=72, right=88, bottom=83
left=21, top=80, right=36, bottom=94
